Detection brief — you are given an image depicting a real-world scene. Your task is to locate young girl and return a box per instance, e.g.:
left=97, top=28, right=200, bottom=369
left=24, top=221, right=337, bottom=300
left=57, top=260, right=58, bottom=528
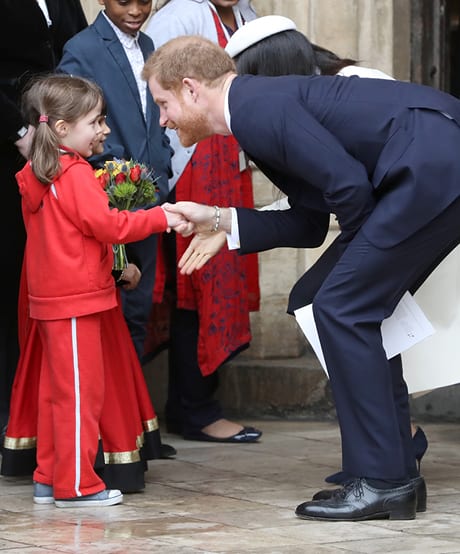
left=14, top=74, right=187, bottom=508
left=2, top=105, right=175, bottom=501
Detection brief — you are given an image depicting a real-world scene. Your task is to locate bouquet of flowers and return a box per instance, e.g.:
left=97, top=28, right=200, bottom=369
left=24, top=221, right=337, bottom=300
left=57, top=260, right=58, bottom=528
left=95, top=159, right=160, bottom=276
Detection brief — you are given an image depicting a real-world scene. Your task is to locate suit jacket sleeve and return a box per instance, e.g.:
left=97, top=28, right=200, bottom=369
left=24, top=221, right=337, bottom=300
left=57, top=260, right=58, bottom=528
left=236, top=205, right=329, bottom=254
left=233, top=93, right=377, bottom=246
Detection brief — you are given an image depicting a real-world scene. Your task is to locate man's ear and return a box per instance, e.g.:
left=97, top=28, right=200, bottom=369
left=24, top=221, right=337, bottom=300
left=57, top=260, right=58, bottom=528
left=54, top=119, right=68, bottom=138
left=97, top=0, right=105, bottom=6
left=182, top=78, right=198, bottom=101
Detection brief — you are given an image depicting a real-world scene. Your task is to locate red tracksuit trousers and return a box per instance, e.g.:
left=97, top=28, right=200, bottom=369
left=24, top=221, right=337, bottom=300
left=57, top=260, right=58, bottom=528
left=33, top=313, right=107, bottom=499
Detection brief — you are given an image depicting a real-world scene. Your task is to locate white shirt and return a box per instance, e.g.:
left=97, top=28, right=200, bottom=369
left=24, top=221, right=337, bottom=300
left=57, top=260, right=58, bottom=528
left=36, top=0, right=52, bottom=27
left=103, top=12, right=147, bottom=118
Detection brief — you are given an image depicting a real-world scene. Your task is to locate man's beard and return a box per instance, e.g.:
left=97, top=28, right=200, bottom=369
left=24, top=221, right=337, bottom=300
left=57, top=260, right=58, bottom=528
left=176, top=109, right=213, bottom=147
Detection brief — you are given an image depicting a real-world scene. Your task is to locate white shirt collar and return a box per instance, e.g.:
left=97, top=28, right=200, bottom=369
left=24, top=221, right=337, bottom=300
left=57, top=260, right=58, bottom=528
left=36, top=0, right=52, bottom=27
left=102, top=11, right=140, bottom=47
left=224, top=80, right=232, bottom=133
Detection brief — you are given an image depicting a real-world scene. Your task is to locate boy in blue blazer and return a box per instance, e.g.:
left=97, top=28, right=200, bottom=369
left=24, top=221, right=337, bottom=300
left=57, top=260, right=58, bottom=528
left=143, top=35, right=460, bottom=521
left=58, top=1, right=172, bottom=369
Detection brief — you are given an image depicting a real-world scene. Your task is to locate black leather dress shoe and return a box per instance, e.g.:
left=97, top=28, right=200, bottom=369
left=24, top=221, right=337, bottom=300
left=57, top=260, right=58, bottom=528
left=183, top=426, right=262, bottom=443
left=296, top=478, right=416, bottom=521
left=312, top=475, right=427, bottom=513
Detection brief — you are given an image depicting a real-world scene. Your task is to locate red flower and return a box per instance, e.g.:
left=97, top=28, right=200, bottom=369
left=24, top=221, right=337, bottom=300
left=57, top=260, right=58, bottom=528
left=130, top=165, right=141, bottom=183
left=115, top=172, right=126, bottom=184
left=97, top=172, right=110, bottom=189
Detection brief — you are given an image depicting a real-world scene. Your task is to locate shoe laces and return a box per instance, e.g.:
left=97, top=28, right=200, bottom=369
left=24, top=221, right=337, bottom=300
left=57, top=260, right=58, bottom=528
left=337, top=478, right=364, bottom=500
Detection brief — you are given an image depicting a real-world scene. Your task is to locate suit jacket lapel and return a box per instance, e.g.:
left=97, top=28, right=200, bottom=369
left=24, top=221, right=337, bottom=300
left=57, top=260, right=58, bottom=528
left=94, top=13, right=146, bottom=120
left=138, top=33, right=155, bottom=130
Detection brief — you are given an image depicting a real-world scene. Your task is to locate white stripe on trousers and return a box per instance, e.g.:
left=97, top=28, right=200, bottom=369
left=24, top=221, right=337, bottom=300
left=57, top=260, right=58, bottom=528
left=71, top=317, right=82, bottom=497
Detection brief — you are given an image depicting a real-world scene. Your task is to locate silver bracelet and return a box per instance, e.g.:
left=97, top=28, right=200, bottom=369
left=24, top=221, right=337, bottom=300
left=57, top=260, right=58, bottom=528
left=211, top=205, right=221, bottom=232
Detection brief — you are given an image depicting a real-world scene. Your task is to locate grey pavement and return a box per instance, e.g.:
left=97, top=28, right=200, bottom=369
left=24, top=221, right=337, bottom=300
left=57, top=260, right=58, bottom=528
left=1, top=420, right=460, bottom=553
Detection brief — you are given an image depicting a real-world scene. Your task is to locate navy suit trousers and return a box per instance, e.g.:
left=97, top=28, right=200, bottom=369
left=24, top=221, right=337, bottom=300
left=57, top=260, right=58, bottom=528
left=312, top=195, right=460, bottom=481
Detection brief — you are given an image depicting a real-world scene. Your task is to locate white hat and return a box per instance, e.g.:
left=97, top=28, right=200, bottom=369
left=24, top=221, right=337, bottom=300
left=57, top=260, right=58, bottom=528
left=225, top=15, right=297, bottom=58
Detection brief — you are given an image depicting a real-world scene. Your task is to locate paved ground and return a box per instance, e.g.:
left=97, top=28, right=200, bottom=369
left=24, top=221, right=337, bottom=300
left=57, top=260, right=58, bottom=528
left=1, top=420, right=460, bottom=553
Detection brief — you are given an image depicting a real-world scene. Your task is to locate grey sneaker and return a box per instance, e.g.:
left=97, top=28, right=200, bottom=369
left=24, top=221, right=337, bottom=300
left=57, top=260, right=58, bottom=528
left=33, top=482, right=54, bottom=505
left=55, top=489, right=123, bottom=508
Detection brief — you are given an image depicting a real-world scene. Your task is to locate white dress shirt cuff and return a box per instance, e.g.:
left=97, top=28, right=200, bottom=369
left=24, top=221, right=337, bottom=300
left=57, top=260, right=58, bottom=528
left=226, top=207, right=240, bottom=250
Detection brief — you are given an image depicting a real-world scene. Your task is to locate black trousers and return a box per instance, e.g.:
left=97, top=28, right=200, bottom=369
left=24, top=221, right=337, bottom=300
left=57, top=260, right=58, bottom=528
left=161, top=226, right=223, bottom=435
left=0, top=145, right=26, bottom=426
left=166, top=308, right=223, bottom=435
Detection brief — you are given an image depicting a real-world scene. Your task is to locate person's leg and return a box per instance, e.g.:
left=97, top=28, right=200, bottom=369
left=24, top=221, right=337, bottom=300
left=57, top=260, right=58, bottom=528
left=167, top=308, right=261, bottom=441
left=121, top=234, right=158, bottom=361
left=0, top=150, right=26, bottom=431
left=313, top=197, right=460, bottom=482
left=35, top=316, right=106, bottom=499
left=296, top=200, right=460, bottom=521
left=167, top=308, right=222, bottom=435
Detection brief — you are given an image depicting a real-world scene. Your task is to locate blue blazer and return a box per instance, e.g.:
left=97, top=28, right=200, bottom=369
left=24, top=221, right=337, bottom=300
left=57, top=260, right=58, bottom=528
left=230, top=74, right=460, bottom=253
left=57, top=12, right=171, bottom=203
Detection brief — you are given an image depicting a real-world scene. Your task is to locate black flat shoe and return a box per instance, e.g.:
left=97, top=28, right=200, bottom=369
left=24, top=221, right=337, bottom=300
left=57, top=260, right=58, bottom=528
left=312, top=475, right=427, bottom=513
left=296, top=478, right=416, bottom=521
left=183, top=426, right=262, bottom=443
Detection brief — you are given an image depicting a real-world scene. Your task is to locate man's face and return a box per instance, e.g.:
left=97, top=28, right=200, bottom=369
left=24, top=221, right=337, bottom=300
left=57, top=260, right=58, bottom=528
left=148, top=77, right=213, bottom=147
left=98, top=0, right=152, bottom=36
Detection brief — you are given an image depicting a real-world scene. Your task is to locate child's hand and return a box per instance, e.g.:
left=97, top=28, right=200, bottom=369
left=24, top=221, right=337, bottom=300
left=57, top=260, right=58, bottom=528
left=163, top=208, right=195, bottom=236
left=120, top=263, right=141, bottom=290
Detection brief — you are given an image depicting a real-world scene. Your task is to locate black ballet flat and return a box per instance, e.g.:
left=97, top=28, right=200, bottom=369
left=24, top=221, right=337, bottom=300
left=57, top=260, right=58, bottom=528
left=183, top=426, right=262, bottom=443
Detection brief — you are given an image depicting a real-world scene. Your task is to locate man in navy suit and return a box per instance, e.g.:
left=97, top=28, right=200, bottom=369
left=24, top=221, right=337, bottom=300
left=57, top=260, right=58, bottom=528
left=142, top=35, right=460, bottom=521
left=57, top=1, right=172, bottom=365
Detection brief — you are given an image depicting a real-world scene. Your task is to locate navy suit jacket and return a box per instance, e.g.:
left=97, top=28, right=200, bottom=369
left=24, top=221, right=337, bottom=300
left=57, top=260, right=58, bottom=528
left=229, top=74, right=460, bottom=254
left=57, top=11, right=171, bottom=204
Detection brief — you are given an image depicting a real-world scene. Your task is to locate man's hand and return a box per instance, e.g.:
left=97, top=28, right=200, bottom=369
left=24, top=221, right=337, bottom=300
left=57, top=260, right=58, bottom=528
left=178, top=231, right=227, bottom=274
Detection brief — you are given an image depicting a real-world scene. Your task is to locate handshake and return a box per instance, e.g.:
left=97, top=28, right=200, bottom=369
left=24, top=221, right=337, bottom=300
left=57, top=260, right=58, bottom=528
left=161, top=201, right=231, bottom=274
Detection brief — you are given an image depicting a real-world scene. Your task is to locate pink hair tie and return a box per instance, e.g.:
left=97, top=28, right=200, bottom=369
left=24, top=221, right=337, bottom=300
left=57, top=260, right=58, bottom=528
left=39, top=114, right=49, bottom=123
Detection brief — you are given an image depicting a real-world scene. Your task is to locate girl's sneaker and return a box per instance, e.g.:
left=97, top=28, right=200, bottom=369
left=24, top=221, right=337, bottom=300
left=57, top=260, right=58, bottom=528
left=33, top=482, right=54, bottom=505
left=55, top=489, right=123, bottom=508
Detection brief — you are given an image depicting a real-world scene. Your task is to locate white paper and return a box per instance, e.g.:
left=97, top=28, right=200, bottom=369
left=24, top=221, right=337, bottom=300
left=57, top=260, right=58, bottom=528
left=402, top=245, right=460, bottom=393
left=381, top=292, right=435, bottom=359
left=294, top=292, right=435, bottom=389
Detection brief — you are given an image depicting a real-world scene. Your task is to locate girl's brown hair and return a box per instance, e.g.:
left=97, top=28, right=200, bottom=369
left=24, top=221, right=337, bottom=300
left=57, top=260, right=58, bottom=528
left=22, top=74, right=103, bottom=184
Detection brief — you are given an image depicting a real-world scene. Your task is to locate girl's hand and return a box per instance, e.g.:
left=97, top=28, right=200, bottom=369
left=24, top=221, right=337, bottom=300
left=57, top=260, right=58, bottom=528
left=162, top=208, right=195, bottom=236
